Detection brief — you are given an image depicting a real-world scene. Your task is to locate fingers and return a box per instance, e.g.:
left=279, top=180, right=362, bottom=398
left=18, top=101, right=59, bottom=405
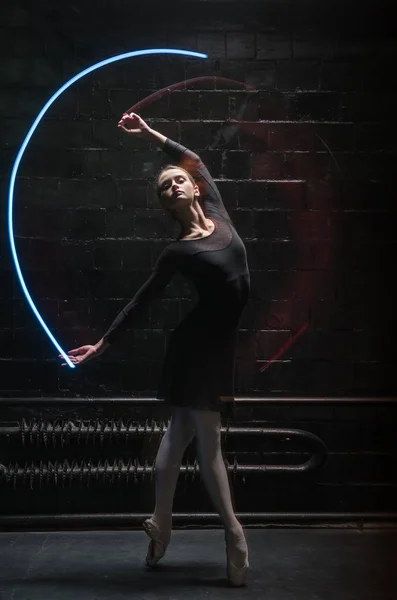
left=67, top=347, right=84, bottom=356
left=58, top=354, right=78, bottom=365
left=59, top=358, right=75, bottom=367
left=118, top=112, right=143, bottom=129
left=60, top=347, right=97, bottom=366
left=58, top=347, right=86, bottom=363
left=118, top=124, right=141, bottom=134
left=119, top=112, right=139, bottom=124
left=60, top=356, right=81, bottom=366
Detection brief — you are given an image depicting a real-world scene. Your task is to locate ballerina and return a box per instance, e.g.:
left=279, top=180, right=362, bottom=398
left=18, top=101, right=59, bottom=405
left=60, top=112, right=250, bottom=586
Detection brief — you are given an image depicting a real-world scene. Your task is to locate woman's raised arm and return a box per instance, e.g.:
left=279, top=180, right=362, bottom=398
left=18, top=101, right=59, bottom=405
left=118, top=112, right=232, bottom=223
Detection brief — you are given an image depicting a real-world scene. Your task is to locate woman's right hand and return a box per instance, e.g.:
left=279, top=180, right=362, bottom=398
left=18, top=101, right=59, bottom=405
left=118, top=112, right=151, bottom=136
left=58, top=344, right=104, bottom=367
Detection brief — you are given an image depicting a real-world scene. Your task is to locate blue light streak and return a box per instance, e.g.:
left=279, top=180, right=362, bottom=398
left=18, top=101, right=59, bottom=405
left=8, top=48, right=208, bottom=368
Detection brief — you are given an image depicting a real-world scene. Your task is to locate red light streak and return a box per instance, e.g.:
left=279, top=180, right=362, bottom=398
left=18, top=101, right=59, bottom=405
left=259, top=322, right=309, bottom=372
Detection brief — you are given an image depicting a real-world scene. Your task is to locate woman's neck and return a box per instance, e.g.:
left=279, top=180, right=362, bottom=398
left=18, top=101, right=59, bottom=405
left=174, top=200, right=211, bottom=237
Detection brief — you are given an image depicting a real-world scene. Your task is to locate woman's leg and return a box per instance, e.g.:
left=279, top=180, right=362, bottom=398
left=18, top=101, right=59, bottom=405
left=151, top=406, right=195, bottom=539
left=190, top=408, right=248, bottom=567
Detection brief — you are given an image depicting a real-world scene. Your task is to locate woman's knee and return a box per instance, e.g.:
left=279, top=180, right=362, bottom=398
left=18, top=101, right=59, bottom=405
left=191, top=409, right=222, bottom=453
left=169, top=406, right=195, bottom=444
left=191, top=408, right=221, bottom=431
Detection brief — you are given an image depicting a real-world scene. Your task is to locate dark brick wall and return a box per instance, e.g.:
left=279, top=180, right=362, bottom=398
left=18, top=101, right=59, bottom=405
left=1, top=0, right=396, bottom=398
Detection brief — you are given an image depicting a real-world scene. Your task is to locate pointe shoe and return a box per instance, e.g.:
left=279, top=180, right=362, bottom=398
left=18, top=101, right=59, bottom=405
left=226, top=552, right=249, bottom=587
left=142, top=518, right=170, bottom=567
left=225, top=537, right=249, bottom=586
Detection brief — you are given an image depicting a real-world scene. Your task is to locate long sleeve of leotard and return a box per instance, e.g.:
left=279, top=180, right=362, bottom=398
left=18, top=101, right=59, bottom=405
left=162, top=138, right=233, bottom=224
left=102, top=248, right=178, bottom=344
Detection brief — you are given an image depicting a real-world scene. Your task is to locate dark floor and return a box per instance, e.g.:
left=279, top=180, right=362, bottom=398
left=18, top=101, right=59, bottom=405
left=0, top=528, right=396, bottom=599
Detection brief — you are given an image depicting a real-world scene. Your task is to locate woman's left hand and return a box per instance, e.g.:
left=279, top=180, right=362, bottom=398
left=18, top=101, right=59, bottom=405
left=118, top=112, right=151, bottom=136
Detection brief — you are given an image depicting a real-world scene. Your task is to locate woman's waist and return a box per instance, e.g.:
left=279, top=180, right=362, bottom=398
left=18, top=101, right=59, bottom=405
left=192, top=299, right=246, bottom=325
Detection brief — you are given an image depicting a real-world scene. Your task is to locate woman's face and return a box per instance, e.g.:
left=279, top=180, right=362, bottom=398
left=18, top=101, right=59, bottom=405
left=157, top=168, right=199, bottom=210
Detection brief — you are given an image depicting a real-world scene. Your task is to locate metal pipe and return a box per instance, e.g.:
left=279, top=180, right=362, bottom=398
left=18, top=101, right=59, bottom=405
left=0, top=396, right=396, bottom=404
left=0, top=512, right=396, bottom=531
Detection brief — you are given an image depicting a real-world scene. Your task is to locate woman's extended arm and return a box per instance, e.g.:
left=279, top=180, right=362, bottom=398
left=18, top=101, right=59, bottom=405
left=59, top=248, right=178, bottom=366
left=102, top=247, right=178, bottom=344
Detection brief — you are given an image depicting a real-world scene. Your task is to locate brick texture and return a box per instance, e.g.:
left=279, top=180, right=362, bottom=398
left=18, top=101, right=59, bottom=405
left=0, top=0, right=396, bottom=403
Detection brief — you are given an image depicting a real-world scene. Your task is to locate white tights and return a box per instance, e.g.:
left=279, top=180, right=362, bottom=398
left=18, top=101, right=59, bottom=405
left=151, top=407, right=247, bottom=563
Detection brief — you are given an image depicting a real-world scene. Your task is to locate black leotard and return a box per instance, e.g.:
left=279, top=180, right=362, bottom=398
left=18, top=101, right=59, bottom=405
left=103, top=138, right=250, bottom=413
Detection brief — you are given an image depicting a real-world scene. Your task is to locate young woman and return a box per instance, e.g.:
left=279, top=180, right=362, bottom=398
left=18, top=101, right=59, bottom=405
left=60, top=112, right=250, bottom=586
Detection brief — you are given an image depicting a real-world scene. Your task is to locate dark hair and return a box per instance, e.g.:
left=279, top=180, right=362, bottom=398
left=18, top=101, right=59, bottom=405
left=155, top=164, right=196, bottom=198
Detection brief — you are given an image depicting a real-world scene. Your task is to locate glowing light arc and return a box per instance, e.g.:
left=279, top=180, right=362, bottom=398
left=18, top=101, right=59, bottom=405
left=8, top=48, right=208, bottom=368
